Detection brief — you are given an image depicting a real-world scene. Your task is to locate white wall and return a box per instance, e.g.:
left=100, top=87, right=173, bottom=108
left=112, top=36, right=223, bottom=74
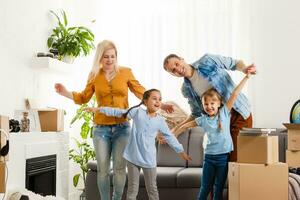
left=0, top=0, right=101, bottom=199
left=246, top=0, right=300, bottom=128
left=0, top=0, right=101, bottom=115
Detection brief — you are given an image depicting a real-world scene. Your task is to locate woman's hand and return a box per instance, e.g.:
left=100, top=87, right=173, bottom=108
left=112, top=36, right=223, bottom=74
left=54, top=83, right=73, bottom=99
left=84, top=107, right=99, bottom=113
left=179, top=152, right=192, bottom=161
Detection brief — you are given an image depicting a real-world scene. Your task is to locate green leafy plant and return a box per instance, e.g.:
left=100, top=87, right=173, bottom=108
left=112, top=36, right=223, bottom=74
left=69, top=96, right=96, bottom=188
left=47, top=10, right=95, bottom=60
left=69, top=139, right=95, bottom=187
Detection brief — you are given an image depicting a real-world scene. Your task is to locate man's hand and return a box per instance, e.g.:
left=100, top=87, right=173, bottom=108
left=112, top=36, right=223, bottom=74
left=244, top=63, right=257, bottom=75
left=179, top=152, right=192, bottom=161
left=161, top=103, right=174, bottom=113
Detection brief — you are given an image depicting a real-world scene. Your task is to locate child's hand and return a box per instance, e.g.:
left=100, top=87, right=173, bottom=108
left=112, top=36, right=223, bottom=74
left=84, top=107, right=99, bottom=113
left=246, top=72, right=251, bottom=79
left=156, top=133, right=167, bottom=144
left=179, top=152, right=192, bottom=161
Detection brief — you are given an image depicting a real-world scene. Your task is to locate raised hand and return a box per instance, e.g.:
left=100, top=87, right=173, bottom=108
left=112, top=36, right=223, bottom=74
left=244, top=63, right=257, bottom=75
left=55, top=83, right=66, bottom=95
left=54, top=83, right=73, bottom=99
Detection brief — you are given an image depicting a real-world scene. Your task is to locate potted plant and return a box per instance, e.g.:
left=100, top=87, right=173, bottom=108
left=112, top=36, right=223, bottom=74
left=69, top=96, right=96, bottom=198
left=47, top=10, right=95, bottom=62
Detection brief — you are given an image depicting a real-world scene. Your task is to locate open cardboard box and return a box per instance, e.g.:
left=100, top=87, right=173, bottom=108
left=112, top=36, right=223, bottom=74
left=36, top=108, right=64, bottom=132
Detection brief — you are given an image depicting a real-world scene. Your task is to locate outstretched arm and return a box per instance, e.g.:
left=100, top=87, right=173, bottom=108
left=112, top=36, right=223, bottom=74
left=84, top=107, right=127, bottom=118
left=158, top=120, right=192, bottom=161
left=157, top=116, right=194, bottom=144
left=226, top=74, right=251, bottom=111
left=55, top=83, right=74, bottom=100
left=172, top=116, right=195, bottom=133
left=173, top=120, right=197, bottom=137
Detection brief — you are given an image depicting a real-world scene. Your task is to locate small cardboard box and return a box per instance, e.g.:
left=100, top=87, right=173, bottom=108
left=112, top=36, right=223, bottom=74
left=286, top=150, right=300, bottom=167
left=283, top=123, right=300, bottom=150
left=0, top=115, right=9, bottom=162
left=37, top=108, right=64, bottom=132
left=237, top=135, right=278, bottom=164
left=0, top=162, right=5, bottom=193
left=228, top=162, right=288, bottom=200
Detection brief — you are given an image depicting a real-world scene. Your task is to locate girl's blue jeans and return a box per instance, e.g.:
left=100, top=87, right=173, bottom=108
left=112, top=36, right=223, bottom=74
left=198, top=153, right=229, bottom=200
left=93, top=122, right=130, bottom=200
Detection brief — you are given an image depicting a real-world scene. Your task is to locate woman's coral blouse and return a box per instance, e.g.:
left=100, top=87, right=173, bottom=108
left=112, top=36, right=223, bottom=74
left=72, top=67, right=145, bottom=125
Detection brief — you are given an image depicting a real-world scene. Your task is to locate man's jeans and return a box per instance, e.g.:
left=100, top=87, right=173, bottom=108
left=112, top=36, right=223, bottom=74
left=198, top=153, right=229, bottom=200
left=93, top=122, right=130, bottom=200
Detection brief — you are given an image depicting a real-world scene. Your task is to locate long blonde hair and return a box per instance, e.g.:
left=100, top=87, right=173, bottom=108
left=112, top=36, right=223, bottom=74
left=88, top=40, right=118, bottom=81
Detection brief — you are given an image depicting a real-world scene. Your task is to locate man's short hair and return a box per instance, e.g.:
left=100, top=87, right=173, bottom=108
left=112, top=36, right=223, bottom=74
left=163, top=54, right=180, bottom=70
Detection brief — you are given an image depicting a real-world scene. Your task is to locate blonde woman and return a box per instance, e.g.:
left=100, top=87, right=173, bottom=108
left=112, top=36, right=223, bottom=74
left=55, top=40, right=172, bottom=200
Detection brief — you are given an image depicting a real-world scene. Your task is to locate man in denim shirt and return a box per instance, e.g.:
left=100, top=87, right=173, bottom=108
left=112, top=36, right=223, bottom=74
left=163, top=53, right=256, bottom=161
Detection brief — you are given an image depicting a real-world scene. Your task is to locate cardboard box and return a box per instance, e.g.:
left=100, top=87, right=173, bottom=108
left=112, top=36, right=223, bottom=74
left=286, top=150, right=300, bottom=167
left=0, top=115, right=9, bottom=162
left=237, top=135, right=278, bottom=164
left=228, top=162, right=288, bottom=200
left=37, top=108, right=64, bottom=132
left=283, top=123, right=300, bottom=150
left=0, top=162, right=6, bottom=193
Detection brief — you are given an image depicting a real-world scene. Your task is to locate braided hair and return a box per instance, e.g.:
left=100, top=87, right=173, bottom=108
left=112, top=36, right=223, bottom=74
left=123, top=89, right=161, bottom=118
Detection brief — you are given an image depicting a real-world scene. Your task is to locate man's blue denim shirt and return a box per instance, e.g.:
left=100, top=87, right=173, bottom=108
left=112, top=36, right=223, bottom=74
left=181, top=53, right=251, bottom=119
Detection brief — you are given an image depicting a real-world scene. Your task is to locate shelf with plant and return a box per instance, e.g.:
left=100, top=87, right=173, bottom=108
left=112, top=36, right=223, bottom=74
left=47, top=10, right=95, bottom=62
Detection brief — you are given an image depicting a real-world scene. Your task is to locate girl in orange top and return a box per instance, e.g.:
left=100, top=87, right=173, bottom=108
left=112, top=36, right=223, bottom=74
left=55, top=40, right=145, bottom=200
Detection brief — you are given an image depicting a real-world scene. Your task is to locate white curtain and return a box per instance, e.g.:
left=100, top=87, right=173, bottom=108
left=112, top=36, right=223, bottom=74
left=92, top=0, right=250, bottom=113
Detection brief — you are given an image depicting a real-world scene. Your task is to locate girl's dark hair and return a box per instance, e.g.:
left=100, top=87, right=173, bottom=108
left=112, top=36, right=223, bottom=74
left=201, top=88, right=223, bottom=130
left=123, top=89, right=161, bottom=118
left=163, top=54, right=180, bottom=70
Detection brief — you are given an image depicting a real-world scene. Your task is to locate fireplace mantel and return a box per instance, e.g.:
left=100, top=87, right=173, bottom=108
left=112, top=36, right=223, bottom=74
left=6, top=132, right=69, bottom=199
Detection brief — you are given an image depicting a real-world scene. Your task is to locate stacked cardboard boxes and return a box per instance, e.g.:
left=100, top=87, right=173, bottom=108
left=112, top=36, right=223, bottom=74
left=283, top=123, right=300, bottom=168
left=228, top=131, right=288, bottom=200
left=0, top=115, right=9, bottom=193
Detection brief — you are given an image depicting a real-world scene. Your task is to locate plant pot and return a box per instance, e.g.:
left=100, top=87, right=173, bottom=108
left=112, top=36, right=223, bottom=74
left=62, top=55, right=75, bottom=64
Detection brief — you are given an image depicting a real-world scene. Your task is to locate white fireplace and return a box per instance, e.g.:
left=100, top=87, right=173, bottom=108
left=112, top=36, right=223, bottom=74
left=6, top=132, right=69, bottom=199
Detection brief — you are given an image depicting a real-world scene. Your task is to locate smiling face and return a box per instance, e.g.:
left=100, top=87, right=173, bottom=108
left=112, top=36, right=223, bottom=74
left=100, top=48, right=117, bottom=73
left=164, top=57, right=189, bottom=77
left=202, top=95, right=221, bottom=117
left=144, top=91, right=162, bottom=113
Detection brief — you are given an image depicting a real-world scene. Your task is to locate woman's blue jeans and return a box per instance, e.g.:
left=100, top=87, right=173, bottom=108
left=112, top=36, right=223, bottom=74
left=198, top=153, right=229, bottom=200
left=93, top=122, right=130, bottom=200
